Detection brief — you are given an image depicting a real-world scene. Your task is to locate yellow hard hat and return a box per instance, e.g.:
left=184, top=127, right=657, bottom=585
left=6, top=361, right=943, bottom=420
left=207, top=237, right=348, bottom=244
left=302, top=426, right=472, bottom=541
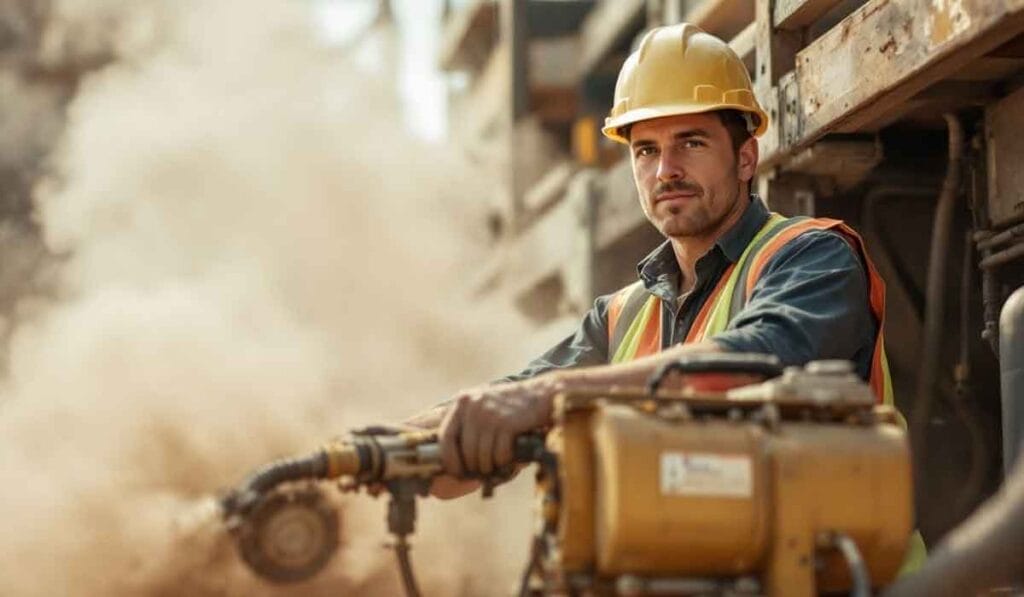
left=602, top=23, right=769, bottom=144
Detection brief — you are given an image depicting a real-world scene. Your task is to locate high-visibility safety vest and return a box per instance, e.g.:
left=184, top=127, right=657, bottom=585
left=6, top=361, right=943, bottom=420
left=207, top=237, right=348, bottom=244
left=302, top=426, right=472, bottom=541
left=605, top=212, right=929, bottom=571
left=606, top=213, right=894, bottom=406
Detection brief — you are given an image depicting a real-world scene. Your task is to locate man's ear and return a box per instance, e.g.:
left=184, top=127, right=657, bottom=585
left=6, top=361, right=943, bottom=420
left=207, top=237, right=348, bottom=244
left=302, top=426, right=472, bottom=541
left=737, top=136, right=758, bottom=183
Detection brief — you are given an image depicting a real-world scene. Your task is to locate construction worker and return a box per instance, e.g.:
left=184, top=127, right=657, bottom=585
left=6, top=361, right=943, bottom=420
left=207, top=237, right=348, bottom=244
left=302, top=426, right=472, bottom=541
left=408, top=23, right=892, bottom=498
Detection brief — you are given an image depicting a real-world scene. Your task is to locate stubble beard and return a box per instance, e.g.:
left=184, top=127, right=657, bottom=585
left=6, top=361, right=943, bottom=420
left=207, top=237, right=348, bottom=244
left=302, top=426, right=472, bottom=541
left=656, top=181, right=742, bottom=241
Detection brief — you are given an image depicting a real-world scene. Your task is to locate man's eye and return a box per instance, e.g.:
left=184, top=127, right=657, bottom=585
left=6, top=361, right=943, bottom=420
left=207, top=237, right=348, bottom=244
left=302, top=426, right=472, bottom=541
left=682, top=139, right=705, bottom=149
left=635, top=146, right=657, bottom=158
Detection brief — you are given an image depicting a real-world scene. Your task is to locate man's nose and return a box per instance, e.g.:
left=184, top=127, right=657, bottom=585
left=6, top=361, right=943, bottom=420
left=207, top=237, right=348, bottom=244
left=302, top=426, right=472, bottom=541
left=656, top=150, right=684, bottom=182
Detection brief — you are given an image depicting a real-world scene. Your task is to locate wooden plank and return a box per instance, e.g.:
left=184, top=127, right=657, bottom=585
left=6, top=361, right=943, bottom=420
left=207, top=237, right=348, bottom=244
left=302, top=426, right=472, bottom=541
left=522, top=160, right=576, bottom=214
left=789, top=0, right=1024, bottom=159
left=774, top=0, right=845, bottom=30
left=526, top=1, right=595, bottom=37
left=503, top=196, right=576, bottom=297
left=753, top=0, right=801, bottom=169
left=595, top=158, right=647, bottom=249
left=728, top=21, right=757, bottom=72
left=503, top=0, right=530, bottom=230
left=986, top=84, right=1024, bottom=227
left=439, top=0, right=497, bottom=72
left=462, top=43, right=507, bottom=141
left=783, top=138, right=882, bottom=190
left=502, top=0, right=530, bottom=121
left=755, top=0, right=801, bottom=89
left=577, top=0, right=646, bottom=82
left=685, top=0, right=755, bottom=40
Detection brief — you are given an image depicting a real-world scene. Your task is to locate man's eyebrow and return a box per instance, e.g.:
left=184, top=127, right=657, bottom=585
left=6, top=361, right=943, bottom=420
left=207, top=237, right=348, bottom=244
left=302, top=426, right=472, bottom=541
left=630, top=129, right=712, bottom=148
left=673, top=128, right=711, bottom=139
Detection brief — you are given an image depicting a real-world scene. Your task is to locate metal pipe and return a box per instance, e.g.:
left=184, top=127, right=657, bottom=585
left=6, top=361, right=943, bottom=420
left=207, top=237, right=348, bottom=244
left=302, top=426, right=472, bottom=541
left=1001, top=286, right=1024, bottom=474
left=980, top=241, right=1024, bottom=269
left=833, top=532, right=871, bottom=597
left=977, top=221, right=1024, bottom=251
left=911, top=113, right=965, bottom=477
left=881, top=447, right=1024, bottom=596
left=982, top=268, right=1002, bottom=355
left=862, top=185, right=939, bottom=320
left=968, top=133, right=1000, bottom=355
left=952, top=230, right=990, bottom=519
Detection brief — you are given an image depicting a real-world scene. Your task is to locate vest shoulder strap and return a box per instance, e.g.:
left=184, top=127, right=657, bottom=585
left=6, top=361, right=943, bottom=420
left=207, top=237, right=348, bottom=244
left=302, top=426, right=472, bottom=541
left=608, top=281, right=651, bottom=360
left=725, top=215, right=810, bottom=321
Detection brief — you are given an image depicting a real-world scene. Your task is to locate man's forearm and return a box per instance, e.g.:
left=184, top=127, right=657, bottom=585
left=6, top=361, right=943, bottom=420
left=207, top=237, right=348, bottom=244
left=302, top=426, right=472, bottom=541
left=552, top=340, right=722, bottom=392
left=404, top=403, right=449, bottom=429
left=405, top=340, right=721, bottom=433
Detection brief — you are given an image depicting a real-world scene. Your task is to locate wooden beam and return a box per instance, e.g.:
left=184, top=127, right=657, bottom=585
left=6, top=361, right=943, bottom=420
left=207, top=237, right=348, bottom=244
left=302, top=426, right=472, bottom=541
left=577, top=0, right=646, bottom=83
left=986, top=84, right=1024, bottom=228
left=502, top=0, right=530, bottom=121
left=755, top=0, right=801, bottom=89
left=783, top=137, right=882, bottom=191
left=502, top=0, right=530, bottom=230
left=728, top=21, right=756, bottom=72
left=786, top=0, right=1024, bottom=162
left=754, top=0, right=801, bottom=166
left=500, top=196, right=576, bottom=300
left=439, top=0, right=497, bottom=72
left=525, top=1, right=595, bottom=37
left=684, top=0, right=754, bottom=41
left=595, top=158, right=646, bottom=249
left=461, top=44, right=507, bottom=141
left=774, top=0, right=845, bottom=30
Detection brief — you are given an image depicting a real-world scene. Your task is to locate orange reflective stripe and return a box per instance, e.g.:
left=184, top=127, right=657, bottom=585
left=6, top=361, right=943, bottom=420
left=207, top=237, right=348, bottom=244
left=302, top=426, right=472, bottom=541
left=606, top=212, right=893, bottom=407
left=607, top=289, right=628, bottom=343
left=744, top=218, right=844, bottom=298
left=684, top=263, right=736, bottom=343
left=634, top=300, right=662, bottom=359
left=737, top=217, right=891, bottom=405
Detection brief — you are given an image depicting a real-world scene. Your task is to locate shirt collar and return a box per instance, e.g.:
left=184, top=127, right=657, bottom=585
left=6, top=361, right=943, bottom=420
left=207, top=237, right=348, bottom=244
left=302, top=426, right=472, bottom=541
left=636, top=194, right=770, bottom=287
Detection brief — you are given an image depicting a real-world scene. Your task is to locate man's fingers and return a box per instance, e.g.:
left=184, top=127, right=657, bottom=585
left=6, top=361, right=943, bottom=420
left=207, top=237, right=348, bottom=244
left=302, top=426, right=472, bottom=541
left=439, top=396, right=466, bottom=477
left=477, top=428, right=497, bottom=475
left=429, top=475, right=481, bottom=500
left=460, top=408, right=480, bottom=475
left=493, top=430, right=513, bottom=471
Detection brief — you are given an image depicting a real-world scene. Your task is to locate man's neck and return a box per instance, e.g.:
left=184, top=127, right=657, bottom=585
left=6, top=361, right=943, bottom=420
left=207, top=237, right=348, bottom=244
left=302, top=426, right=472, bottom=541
left=670, top=192, right=749, bottom=294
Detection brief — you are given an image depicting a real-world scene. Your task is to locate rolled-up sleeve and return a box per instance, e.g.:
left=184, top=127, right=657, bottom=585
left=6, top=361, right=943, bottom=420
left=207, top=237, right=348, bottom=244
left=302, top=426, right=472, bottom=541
left=498, top=294, right=613, bottom=383
left=710, top=230, right=877, bottom=379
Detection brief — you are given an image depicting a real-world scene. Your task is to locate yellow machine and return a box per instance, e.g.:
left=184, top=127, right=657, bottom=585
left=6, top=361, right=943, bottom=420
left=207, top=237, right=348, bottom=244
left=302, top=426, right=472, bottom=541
left=221, top=355, right=913, bottom=596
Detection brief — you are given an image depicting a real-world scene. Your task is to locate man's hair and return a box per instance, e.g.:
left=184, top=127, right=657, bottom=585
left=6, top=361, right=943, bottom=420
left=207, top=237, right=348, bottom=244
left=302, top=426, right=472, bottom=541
left=716, top=109, right=753, bottom=153
left=621, top=109, right=753, bottom=153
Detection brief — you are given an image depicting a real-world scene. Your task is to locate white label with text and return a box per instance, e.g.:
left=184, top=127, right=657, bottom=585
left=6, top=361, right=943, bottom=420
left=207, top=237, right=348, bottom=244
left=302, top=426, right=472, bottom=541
left=659, top=452, right=752, bottom=497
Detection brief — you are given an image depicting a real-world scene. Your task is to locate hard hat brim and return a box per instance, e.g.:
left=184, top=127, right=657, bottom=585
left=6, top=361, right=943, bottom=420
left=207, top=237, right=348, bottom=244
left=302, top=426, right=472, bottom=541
left=602, top=103, right=769, bottom=145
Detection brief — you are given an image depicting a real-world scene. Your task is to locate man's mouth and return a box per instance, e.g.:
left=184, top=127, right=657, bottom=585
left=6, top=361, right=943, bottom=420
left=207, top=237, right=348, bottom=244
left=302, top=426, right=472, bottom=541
left=654, top=191, right=699, bottom=204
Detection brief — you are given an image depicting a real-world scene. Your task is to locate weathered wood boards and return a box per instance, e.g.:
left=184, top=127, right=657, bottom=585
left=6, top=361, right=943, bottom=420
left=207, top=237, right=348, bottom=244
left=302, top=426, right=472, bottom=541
left=774, top=0, right=847, bottom=30
left=763, top=0, right=1024, bottom=167
left=576, top=0, right=646, bottom=83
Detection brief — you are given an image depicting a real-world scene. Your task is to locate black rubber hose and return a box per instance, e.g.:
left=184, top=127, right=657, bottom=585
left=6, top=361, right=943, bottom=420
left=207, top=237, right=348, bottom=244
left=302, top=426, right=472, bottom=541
left=223, top=451, right=328, bottom=513
left=912, top=113, right=964, bottom=483
left=394, top=535, right=422, bottom=597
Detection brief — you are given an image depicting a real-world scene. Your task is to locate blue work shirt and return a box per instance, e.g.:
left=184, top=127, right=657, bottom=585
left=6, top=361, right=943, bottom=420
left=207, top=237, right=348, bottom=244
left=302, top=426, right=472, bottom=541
left=504, top=195, right=878, bottom=381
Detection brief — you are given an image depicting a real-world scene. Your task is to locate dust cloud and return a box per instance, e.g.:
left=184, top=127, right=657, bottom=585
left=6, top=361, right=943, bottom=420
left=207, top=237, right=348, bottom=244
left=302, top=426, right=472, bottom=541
left=0, top=0, right=542, bottom=595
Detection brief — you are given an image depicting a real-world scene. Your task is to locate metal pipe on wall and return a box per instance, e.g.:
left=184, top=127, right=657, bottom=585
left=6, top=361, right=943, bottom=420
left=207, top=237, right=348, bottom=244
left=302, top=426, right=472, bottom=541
left=881, top=444, right=1024, bottom=596
left=1001, top=286, right=1024, bottom=474
left=911, top=113, right=965, bottom=474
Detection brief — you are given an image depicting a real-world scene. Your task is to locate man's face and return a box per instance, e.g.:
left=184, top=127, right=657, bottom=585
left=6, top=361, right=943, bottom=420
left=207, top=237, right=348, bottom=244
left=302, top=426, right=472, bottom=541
left=629, top=112, right=757, bottom=240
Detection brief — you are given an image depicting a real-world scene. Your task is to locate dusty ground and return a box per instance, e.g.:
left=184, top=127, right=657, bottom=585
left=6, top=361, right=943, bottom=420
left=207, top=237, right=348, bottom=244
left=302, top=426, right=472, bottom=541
left=0, top=0, right=543, bottom=594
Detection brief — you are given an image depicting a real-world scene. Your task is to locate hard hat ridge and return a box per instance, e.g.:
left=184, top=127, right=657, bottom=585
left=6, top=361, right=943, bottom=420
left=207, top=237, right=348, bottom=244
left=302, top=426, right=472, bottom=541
left=602, top=22, right=769, bottom=144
